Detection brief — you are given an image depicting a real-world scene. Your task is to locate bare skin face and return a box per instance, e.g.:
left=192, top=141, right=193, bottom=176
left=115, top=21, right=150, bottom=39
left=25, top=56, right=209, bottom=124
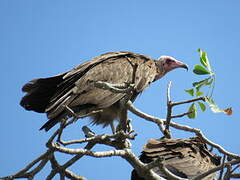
left=155, top=56, right=188, bottom=80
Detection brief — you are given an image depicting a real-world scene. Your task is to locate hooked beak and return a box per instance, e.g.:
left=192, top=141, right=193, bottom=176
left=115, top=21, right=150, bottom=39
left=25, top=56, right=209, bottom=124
left=175, top=60, right=188, bottom=71
left=180, top=63, right=188, bottom=71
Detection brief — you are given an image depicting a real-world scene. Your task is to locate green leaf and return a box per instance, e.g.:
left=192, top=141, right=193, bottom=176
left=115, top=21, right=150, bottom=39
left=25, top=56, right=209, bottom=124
left=198, top=48, right=207, bottom=68
left=206, top=97, right=215, bottom=104
left=192, top=77, right=212, bottom=91
left=193, top=65, right=210, bottom=75
left=185, top=89, right=194, bottom=96
left=196, top=91, right=204, bottom=96
left=202, top=51, right=212, bottom=72
left=206, top=78, right=213, bottom=85
left=200, top=52, right=208, bottom=68
left=187, top=103, right=197, bottom=119
left=198, top=49, right=211, bottom=71
left=198, top=102, right=206, bottom=112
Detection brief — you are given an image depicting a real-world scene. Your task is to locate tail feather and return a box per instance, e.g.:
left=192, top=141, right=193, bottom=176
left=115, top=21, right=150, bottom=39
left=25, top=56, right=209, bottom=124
left=20, top=74, right=66, bottom=113
left=39, top=112, right=67, bottom=131
left=40, top=104, right=96, bottom=131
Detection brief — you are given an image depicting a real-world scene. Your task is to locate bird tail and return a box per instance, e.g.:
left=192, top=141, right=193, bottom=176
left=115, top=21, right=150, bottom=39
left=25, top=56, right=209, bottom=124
left=20, top=73, right=66, bottom=113
left=39, top=111, right=67, bottom=131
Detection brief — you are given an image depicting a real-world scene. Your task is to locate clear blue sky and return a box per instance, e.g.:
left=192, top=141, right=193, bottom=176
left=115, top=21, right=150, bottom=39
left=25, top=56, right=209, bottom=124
left=1, top=1, right=240, bottom=179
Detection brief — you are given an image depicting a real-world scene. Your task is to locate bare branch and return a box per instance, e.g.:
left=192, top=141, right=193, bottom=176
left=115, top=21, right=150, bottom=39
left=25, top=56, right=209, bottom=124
left=164, top=81, right=173, bottom=138
left=65, top=169, right=87, bottom=180
left=160, top=166, right=188, bottom=180
left=56, top=130, right=136, bottom=149
left=46, top=142, right=96, bottom=180
left=171, top=96, right=205, bottom=106
left=120, top=149, right=165, bottom=180
left=230, top=164, right=240, bottom=174
left=223, top=163, right=232, bottom=180
left=1, top=150, right=52, bottom=180
left=218, top=155, right=226, bottom=180
left=192, top=159, right=240, bottom=180
left=146, top=157, right=188, bottom=180
left=170, top=111, right=192, bottom=119
left=4, top=81, right=240, bottom=180
left=126, top=101, right=165, bottom=134
left=230, top=173, right=240, bottom=178
left=51, top=143, right=127, bottom=157
left=126, top=100, right=240, bottom=159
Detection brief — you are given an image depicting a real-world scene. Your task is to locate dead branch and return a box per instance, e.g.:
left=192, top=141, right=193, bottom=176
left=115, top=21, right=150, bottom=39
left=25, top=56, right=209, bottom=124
left=126, top=101, right=240, bottom=159
left=2, top=81, right=240, bottom=180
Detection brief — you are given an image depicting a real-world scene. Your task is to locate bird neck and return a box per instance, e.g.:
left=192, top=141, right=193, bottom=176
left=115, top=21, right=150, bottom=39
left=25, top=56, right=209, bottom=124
left=154, top=61, right=166, bottom=81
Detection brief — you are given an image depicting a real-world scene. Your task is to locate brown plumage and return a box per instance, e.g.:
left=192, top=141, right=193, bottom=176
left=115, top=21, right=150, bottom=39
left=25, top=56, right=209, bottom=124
left=131, top=137, right=221, bottom=180
left=20, top=51, right=188, bottom=131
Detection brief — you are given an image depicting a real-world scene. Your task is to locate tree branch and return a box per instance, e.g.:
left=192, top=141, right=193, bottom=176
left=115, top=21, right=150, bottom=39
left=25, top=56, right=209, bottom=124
left=190, top=155, right=240, bottom=180
left=1, top=150, right=52, bottom=180
left=126, top=100, right=240, bottom=159
left=3, top=81, right=239, bottom=180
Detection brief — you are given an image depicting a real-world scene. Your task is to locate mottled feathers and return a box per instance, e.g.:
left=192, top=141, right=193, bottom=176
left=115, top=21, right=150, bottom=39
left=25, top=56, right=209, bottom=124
left=131, top=137, right=221, bottom=180
left=20, top=52, right=158, bottom=131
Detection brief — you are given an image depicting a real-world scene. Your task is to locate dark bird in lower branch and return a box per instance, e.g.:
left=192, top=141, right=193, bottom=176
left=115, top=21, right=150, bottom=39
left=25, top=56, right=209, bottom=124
left=131, top=137, right=221, bottom=180
left=20, top=51, right=188, bottom=131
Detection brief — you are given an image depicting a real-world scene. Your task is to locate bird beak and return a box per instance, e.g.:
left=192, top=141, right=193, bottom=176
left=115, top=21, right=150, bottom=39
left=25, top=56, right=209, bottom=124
left=180, top=63, right=188, bottom=71
left=175, top=60, right=188, bottom=71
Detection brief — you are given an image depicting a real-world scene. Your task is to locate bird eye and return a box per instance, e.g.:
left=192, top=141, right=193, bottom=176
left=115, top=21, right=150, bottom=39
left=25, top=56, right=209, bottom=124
left=165, top=59, right=172, bottom=65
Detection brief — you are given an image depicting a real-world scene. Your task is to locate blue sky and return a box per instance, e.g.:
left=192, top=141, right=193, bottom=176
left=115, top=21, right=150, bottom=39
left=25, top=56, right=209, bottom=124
left=1, top=1, right=240, bottom=179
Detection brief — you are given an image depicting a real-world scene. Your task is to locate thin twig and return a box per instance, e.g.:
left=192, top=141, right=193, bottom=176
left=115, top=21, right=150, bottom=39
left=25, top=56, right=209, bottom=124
left=164, top=81, right=172, bottom=138
left=218, top=155, right=226, bottom=180
left=57, top=130, right=136, bottom=146
left=192, top=159, right=240, bottom=180
left=145, top=157, right=187, bottom=180
left=230, top=173, right=240, bottom=178
left=161, top=165, right=188, bottom=180
left=171, top=111, right=192, bottom=119
left=52, top=144, right=127, bottom=157
left=223, top=163, right=232, bottom=180
left=126, top=101, right=165, bottom=134
left=171, top=96, right=205, bottom=106
left=230, top=164, right=240, bottom=173
left=65, top=169, right=87, bottom=180
left=1, top=150, right=52, bottom=179
left=46, top=142, right=96, bottom=180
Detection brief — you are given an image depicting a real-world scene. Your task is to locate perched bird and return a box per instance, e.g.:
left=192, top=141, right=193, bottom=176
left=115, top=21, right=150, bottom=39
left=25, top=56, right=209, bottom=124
left=20, top=51, right=188, bottom=131
left=131, top=137, right=221, bottom=180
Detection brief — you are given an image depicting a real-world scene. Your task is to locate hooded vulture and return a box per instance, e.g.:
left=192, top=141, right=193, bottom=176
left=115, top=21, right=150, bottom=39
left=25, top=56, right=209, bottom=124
left=20, top=51, right=188, bottom=131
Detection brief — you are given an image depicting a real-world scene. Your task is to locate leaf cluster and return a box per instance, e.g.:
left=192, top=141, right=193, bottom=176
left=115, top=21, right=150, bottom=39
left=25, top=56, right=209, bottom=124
left=185, top=49, right=232, bottom=119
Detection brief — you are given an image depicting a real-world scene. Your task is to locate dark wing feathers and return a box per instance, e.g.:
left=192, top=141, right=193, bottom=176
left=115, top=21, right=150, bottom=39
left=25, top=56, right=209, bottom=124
left=132, top=137, right=220, bottom=180
left=20, top=73, right=67, bottom=113
left=21, top=51, right=157, bottom=131
left=46, top=52, right=156, bottom=117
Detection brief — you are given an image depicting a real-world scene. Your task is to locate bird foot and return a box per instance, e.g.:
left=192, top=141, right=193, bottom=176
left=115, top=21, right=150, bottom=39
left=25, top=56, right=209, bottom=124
left=116, top=118, right=133, bottom=133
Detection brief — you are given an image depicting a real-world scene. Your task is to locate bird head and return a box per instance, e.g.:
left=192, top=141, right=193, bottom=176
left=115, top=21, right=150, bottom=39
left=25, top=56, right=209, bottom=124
left=155, top=56, right=188, bottom=80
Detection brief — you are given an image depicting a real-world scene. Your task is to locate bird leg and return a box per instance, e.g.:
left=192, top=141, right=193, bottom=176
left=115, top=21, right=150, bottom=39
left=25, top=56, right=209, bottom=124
left=119, top=107, right=128, bottom=132
left=116, top=118, right=133, bottom=133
